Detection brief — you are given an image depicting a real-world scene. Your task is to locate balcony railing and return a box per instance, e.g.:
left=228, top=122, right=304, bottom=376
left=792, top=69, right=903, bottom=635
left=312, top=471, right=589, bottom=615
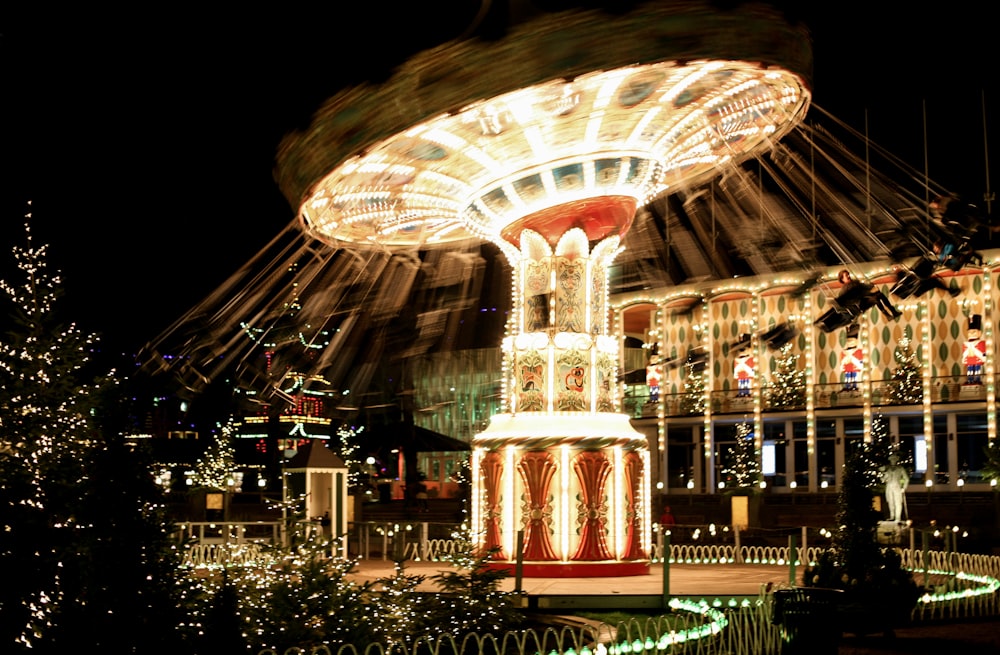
left=623, top=376, right=993, bottom=418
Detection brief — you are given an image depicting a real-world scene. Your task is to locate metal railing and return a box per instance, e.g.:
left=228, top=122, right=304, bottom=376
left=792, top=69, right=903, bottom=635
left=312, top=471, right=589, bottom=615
left=625, top=375, right=996, bottom=419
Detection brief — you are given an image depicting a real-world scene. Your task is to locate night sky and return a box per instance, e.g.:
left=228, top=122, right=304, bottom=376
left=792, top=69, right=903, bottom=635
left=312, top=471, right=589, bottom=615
left=2, top=2, right=995, bottom=358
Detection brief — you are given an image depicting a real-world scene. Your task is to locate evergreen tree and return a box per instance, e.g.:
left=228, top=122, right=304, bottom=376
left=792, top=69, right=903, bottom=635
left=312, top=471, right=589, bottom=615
left=720, top=420, right=761, bottom=490
left=886, top=336, right=922, bottom=404
left=193, top=417, right=238, bottom=489
left=333, top=423, right=365, bottom=490
left=680, top=363, right=706, bottom=415
left=0, top=216, right=194, bottom=653
left=238, top=548, right=376, bottom=651
left=0, top=218, right=104, bottom=649
left=764, top=342, right=805, bottom=409
left=425, top=526, right=523, bottom=639
left=855, top=412, right=895, bottom=491
left=803, top=447, right=921, bottom=633
left=55, top=427, right=193, bottom=653
left=981, top=438, right=1000, bottom=484
left=368, top=560, right=428, bottom=648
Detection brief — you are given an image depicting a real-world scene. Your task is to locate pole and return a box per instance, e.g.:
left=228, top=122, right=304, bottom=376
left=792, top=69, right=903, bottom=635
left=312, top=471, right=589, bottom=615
left=922, top=530, right=930, bottom=590
left=734, top=524, right=743, bottom=564
left=788, top=534, right=798, bottom=587
left=662, top=533, right=671, bottom=610
left=514, top=530, right=525, bottom=594
left=281, top=461, right=288, bottom=548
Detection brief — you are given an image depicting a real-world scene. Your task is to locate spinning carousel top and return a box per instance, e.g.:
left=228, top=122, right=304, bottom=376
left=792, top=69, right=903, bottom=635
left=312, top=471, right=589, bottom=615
left=275, top=1, right=812, bottom=252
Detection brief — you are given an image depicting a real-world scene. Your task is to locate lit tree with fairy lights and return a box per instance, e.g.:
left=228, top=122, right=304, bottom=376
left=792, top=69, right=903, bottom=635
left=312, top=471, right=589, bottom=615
left=192, top=418, right=238, bottom=489
left=982, top=438, right=1000, bottom=484
left=886, top=336, right=922, bottom=404
left=720, top=420, right=761, bottom=490
left=681, top=362, right=707, bottom=414
left=764, top=342, right=805, bottom=409
left=0, top=213, right=191, bottom=652
left=855, top=412, right=895, bottom=491
left=333, top=423, right=365, bottom=490
left=0, top=218, right=104, bottom=648
left=425, top=525, right=524, bottom=638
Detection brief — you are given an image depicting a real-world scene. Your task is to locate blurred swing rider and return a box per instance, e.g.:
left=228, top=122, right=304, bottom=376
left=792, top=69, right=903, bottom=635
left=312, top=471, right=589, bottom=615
left=815, top=269, right=901, bottom=332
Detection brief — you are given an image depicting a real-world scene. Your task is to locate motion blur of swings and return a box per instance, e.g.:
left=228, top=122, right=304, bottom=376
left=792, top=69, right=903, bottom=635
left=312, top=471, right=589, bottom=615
left=816, top=193, right=994, bottom=333
left=814, top=269, right=901, bottom=333
left=890, top=193, right=995, bottom=300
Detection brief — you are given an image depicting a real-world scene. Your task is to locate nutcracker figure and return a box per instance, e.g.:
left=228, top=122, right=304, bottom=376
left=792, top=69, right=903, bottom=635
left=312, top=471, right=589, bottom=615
left=840, top=324, right=863, bottom=391
left=733, top=334, right=754, bottom=398
left=964, top=314, right=987, bottom=385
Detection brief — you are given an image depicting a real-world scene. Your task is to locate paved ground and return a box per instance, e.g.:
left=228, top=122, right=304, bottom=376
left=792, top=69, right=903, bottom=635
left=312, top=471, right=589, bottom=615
left=350, top=560, right=1000, bottom=654
left=838, top=621, right=1000, bottom=654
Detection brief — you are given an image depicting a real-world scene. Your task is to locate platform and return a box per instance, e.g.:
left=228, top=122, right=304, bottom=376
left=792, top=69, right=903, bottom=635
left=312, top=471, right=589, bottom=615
left=350, top=560, right=792, bottom=609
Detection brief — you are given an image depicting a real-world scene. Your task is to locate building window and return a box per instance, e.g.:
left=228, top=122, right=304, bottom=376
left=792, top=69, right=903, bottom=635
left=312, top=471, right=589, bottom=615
left=763, top=421, right=787, bottom=487
left=956, top=413, right=989, bottom=482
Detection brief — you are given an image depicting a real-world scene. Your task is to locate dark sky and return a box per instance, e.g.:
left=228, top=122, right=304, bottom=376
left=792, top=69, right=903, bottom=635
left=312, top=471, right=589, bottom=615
left=1, top=2, right=995, bottom=357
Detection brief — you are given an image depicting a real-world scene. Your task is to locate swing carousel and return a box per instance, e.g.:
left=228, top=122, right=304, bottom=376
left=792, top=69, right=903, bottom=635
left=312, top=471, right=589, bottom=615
left=137, top=0, right=1000, bottom=578
left=271, top=2, right=811, bottom=576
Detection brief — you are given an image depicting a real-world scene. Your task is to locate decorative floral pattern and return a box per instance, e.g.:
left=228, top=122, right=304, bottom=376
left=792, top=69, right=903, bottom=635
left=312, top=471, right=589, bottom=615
left=516, top=451, right=559, bottom=561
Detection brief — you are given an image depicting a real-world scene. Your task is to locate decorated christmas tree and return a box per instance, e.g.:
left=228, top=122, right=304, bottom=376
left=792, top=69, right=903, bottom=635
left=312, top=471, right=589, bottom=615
left=803, top=447, right=922, bottom=634
left=0, top=218, right=106, bottom=648
left=720, top=420, right=761, bottom=490
left=886, top=336, right=922, bottom=404
left=0, top=214, right=191, bottom=652
left=193, top=417, right=238, bottom=489
left=426, top=525, right=523, bottom=639
left=855, top=412, right=895, bottom=491
left=680, top=362, right=707, bottom=414
left=333, top=423, right=366, bottom=490
left=981, top=438, right=1000, bottom=484
left=764, top=342, right=805, bottom=409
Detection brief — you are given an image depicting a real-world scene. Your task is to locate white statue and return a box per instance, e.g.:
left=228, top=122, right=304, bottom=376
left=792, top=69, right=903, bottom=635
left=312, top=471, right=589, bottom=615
left=882, top=454, right=909, bottom=523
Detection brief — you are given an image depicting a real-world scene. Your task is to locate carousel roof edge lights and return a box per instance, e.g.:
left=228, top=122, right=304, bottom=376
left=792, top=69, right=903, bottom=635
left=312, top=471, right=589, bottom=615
left=274, top=1, right=813, bottom=251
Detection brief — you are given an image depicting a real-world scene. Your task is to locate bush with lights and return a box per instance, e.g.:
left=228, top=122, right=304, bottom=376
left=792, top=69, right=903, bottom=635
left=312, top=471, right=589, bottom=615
left=424, top=526, right=524, bottom=640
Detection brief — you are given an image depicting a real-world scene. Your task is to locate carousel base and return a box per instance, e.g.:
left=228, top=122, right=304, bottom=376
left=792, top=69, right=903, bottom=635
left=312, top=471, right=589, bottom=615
left=484, top=559, right=650, bottom=577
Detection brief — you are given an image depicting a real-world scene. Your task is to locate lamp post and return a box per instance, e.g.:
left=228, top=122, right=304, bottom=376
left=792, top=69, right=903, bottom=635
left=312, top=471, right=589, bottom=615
left=281, top=442, right=297, bottom=547
left=687, top=479, right=694, bottom=505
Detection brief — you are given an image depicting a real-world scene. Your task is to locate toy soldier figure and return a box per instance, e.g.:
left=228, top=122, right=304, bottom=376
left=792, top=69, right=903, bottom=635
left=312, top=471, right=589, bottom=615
left=733, top=334, right=754, bottom=398
left=964, top=314, right=987, bottom=385
left=646, top=360, right=662, bottom=403
left=840, top=324, right=863, bottom=391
